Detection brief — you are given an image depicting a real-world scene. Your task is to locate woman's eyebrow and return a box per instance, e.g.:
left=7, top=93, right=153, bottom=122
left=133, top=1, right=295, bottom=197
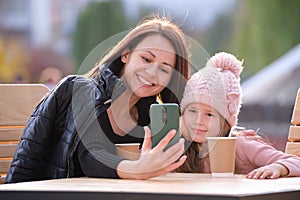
left=144, top=50, right=173, bottom=68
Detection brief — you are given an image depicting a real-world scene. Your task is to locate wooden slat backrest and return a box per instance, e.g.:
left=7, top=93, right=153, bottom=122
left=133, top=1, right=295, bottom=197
left=0, top=84, right=49, bottom=126
left=291, top=88, right=300, bottom=125
left=285, top=88, right=300, bottom=156
left=0, top=84, right=49, bottom=183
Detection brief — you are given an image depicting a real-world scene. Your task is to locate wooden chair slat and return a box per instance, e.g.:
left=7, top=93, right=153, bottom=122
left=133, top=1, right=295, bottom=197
left=0, top=144, right=18, bottom=158
left=285, top=142, right=300, bottom=156
left=287, top=126, right=300, bottom=142
left=0, top=128, right=23, bottom=141
left=0, top=160, right=12, bottom=174
left=0, top=176, right=6, bottom=184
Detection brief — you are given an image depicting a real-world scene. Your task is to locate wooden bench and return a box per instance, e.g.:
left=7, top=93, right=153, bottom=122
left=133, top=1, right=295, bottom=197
left=0, top=84, right=49, bottom=184
left=285, top=88, right=300, bottom=156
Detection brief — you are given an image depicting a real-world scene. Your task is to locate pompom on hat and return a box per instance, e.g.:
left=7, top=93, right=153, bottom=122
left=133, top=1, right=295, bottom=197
left=180, top=52, right=243, bottom=127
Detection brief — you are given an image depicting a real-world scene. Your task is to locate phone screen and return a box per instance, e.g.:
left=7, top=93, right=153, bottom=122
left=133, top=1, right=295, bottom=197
left=150, top=103, right=180, bottom=149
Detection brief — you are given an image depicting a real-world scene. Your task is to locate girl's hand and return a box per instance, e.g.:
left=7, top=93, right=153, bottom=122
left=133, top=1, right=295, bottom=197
left=245, top=163, right=289, bottom=179
left=239, top=129, right=265, bottom=143
left=117, top=126, right=186, bottom=179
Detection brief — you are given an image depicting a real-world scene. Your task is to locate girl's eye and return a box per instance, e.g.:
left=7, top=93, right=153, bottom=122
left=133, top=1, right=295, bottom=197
left=206, top=112, right=215, bottom=117
left=188, top=109, right=197, bottom=113
left=141, top=56, right=151, bottom=63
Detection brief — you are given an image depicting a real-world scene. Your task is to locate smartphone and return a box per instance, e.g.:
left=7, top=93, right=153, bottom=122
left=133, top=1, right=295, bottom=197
left=150, top=103, right=180, bottom=149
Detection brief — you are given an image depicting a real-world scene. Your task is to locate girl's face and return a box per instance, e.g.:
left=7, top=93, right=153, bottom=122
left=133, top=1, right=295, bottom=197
left=120, top=34, right=176, bottom=98
left=181, top=103, right=222, bottom=143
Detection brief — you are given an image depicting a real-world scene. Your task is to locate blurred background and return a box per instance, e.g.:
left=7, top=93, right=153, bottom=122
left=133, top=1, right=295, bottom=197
left=0, top=0, right=299, bottom=151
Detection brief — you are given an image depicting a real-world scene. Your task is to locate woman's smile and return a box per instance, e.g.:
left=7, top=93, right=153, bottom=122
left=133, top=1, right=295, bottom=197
left=136, top=73, right=155, bottom=87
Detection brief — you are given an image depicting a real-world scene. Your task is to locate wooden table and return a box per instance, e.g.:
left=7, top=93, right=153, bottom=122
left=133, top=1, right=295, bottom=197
left=0, top=173, right=299, bottom=200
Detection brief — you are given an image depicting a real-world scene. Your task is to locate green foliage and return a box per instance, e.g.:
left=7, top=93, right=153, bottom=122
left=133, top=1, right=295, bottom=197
left=199, top=13, right=235, bottom=56
left=200, top=0, right=300, bottom=81
left=229, top=0, right=300, bottom=80
left=72, top=0, right=128, bottom=71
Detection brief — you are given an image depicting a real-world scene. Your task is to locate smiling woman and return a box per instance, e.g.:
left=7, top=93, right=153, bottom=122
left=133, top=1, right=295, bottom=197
left=5, top=14, right=190, bottom=183
left=119, top=34, right=176, bottom=100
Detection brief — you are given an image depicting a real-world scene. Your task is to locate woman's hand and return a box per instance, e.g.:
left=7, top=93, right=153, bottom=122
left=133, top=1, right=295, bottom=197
left=245, top=163, right=289, bottom=179
left=117, top=126, right=187, bottom=179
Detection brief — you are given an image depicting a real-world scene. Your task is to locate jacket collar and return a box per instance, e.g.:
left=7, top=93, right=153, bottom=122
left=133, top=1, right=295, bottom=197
left=95, top=64, right=126, bottom=104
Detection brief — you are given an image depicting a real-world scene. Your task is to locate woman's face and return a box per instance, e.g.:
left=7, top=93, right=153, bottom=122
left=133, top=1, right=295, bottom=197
left=120, top=34, right=176, bottom=98
left=181, top=103, right=222, bottom=143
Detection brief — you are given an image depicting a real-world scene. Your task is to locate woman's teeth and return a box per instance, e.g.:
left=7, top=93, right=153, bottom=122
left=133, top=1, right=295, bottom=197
left=138, top=75, right=153, bottom=86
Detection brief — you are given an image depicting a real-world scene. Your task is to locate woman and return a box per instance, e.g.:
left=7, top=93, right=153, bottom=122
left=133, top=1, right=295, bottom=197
left=5, top=15, right=189, bottom=183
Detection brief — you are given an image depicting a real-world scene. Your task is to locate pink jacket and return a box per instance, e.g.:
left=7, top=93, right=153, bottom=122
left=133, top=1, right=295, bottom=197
left=234, top=136, right=300, bottom=176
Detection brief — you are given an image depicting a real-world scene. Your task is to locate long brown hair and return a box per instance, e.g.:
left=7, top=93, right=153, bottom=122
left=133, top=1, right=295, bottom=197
left=84, top=14, right=190, bottom=104
left=177, top=114, right=231, bottom=173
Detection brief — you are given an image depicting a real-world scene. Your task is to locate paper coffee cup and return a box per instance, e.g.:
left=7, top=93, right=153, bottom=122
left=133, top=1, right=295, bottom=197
left=115, top=143, right=140, bottom=160
left=207, top=137, right=237, bottom=177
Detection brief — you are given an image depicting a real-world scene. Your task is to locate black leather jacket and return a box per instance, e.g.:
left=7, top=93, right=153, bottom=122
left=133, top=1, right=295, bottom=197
left=5, top=64, right=152, bottom=183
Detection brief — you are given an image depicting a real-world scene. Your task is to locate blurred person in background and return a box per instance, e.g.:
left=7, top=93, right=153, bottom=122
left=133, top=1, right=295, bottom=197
left=39, top=67, right=63, bottom=89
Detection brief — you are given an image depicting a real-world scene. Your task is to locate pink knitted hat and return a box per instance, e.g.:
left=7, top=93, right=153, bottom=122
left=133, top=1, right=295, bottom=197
left=180, top=52, right=243, bottom=127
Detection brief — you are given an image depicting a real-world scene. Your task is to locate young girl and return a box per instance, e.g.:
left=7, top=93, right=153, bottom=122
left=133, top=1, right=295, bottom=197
left=6, top=15, right=189, bottom=183
left=178, top=52, right=300, bottom=179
